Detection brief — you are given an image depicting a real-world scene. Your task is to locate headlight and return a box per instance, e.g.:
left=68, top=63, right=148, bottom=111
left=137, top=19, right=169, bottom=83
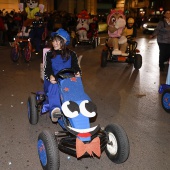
left=143, top=24, right=147, bottom=28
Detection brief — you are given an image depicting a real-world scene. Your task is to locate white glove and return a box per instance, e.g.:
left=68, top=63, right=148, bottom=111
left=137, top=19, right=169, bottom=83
left=115, top=18, right=126, bottom=29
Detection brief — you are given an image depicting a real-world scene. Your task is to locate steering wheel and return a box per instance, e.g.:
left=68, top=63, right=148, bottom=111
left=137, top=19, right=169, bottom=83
left=55, top=68, right=75, bottom=80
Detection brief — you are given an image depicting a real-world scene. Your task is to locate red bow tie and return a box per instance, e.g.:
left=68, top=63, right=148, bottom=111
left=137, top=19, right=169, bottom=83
left=76, top=137, right=101, bottom=158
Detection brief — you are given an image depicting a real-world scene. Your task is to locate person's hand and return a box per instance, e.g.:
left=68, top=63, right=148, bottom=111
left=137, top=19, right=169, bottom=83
left=50, top=75, right=57, bottom=84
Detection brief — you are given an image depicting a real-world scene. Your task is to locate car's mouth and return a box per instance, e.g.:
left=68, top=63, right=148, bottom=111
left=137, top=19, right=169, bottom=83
left=65, top=125, right=100, bottom=137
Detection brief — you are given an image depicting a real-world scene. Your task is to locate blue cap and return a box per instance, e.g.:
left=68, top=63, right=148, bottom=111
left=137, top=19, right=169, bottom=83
left=51, top=28, right=70, bottom=45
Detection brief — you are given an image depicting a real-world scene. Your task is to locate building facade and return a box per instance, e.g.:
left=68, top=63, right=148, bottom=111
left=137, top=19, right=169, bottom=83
left=0, top=0, right=169, bottom=16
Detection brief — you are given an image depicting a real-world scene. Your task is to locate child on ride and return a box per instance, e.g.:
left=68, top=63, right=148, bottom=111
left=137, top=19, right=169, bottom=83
left=44, top=28, right=81, bottom=122
left=123, top=17, right=137, bottom=51
left=123, top=17, right=137, bottom=38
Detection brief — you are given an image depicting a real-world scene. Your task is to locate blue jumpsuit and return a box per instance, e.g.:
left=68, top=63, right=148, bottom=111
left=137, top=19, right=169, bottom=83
left=29, top=20, right=44, bottom=53
left=43, top=54, right=71, bottom=114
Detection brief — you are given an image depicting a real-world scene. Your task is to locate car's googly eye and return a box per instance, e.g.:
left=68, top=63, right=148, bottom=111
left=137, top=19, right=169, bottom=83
left=79, top=100, right=97, bottom=118
left=111, top=17, right=116, bottom=22
left=62, top=101, right=79, bottom=118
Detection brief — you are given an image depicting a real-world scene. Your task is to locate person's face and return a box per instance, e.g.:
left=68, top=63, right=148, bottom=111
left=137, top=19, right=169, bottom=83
left=52, top=39, right=61, bottom=50
left=128, top=23, right=133, bottom=27
left=164, top=11, right=170, bottom=19
left=35, top=16, right=40, bottom=20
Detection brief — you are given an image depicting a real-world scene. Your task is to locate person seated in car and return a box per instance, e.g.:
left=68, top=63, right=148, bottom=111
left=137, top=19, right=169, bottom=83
left=123, top=17, right=137, bottom=39
left=122, top=17, right=137, bottom=51
left=44, top=28, right=81, bottom=122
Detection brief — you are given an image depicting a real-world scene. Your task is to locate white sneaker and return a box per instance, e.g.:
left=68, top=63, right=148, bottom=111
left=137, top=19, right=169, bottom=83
left=112, top=49, right=122, bottom=55
left=51, top=107, right=61, bottom=122
left=121, top=53, right=128, bottom=56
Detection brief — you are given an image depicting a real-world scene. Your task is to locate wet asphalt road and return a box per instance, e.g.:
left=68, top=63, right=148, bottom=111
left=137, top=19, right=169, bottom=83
left=0, top=29, right=170, bottom=170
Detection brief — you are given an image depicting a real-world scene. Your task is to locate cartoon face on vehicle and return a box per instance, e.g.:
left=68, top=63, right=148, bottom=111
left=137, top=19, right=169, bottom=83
left=26, top=0, right=38, bottom=9
left=61, top=100, right=100, bottom=138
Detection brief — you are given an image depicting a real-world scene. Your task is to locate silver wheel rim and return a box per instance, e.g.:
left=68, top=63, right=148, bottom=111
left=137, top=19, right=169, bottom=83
left=107, top=132, right=118, bottom=155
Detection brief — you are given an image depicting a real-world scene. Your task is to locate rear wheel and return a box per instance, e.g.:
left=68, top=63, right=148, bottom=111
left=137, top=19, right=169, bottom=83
left=134, top=54, right=142, bottom=69
left=162, top=88, right=170, bottom=113
left=37, top=130, right=60, bottom=170
left=101, top=50, right=108, bottom=67
left=24, top=46, right=31, bottom=62
left=11, top=47, right=19, bottom=62
left=27, top=94, right=38, bottom=125
left=105, top=124, right=130, bottom=164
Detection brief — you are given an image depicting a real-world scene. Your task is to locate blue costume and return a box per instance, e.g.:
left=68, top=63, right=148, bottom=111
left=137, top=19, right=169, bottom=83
left=43, top=28, right=81, bottom=120
left=29, top=12, right=44, bottom=53
left=44, top=52, right=71, bottom=113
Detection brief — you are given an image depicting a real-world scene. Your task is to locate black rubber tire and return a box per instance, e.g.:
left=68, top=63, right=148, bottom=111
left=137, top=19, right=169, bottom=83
left=24, top=46, right=31, bottom=62
left=38, top=130, right=60, bottom=170
left=101, top=50, right=108, bottom=67
left=27, top=94, right=38, bottom=125
left=105, top=124, right=130, bottom=164
left=162, top=88, right=170, bottom=113
left=11, top=47, right=19, bottom=62
left=134, top=54, right=142, bottom=69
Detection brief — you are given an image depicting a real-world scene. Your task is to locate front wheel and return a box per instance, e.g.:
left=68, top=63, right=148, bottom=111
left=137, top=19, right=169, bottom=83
left=134, top=54, right=142, bottom=69
left=101, top=50, right=108, bottom=67
left=162, top=88, right=170, bottom=113
left=27, top=94, right=38, bottom=125
left=11, top=47, right=19, bottom=62
left=37, top=130, right=60, bottom=170
left=105, top=124, right=130, bottom=164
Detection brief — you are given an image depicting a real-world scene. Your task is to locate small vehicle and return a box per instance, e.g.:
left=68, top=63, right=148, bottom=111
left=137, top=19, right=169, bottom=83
left=159, top=64, right=170, bottom=113
left=10, top=36, right=32, bottom=62
left=142, top=17, right=160, bottom=34
left=72, top=24, right=100, bottom=49
left=101, top=36, right=142, bottom=70
left=159, top=84, right=170, bottom=113
left=27, top=68, right=130, bottom=170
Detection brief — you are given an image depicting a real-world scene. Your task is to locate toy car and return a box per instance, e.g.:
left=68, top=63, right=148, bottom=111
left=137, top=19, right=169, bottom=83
left=27, top=68, right=130, bottom=170
left=71, top=27, right=100, bottom=49
left=159, top=84, right=170, bottom=113
left=101, top=36, right=142, bottom=70
left=10, top=36, right=32, bottom=62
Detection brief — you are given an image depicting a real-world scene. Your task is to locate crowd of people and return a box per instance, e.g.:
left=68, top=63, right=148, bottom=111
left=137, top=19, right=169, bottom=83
left=0, top=9, right=78, bottom=47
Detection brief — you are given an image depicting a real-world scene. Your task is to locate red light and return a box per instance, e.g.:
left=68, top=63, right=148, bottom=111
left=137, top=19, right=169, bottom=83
left=160, top=7, right=163, bottom=11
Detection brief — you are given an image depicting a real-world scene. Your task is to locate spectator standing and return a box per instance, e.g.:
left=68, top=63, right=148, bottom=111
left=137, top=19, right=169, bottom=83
left=0, top=10, right=5, bottom=46
left=150, top=9, right=170, bottom=72
left=6, top=16, right=17, bottom=45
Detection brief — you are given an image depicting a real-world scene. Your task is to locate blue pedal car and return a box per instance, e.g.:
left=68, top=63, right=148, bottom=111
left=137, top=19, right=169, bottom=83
left=159, top=84, right=170, bottom=113
left=27, top=68, right=130, bottom=170
left=158, top=63, right=170, bottom=113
